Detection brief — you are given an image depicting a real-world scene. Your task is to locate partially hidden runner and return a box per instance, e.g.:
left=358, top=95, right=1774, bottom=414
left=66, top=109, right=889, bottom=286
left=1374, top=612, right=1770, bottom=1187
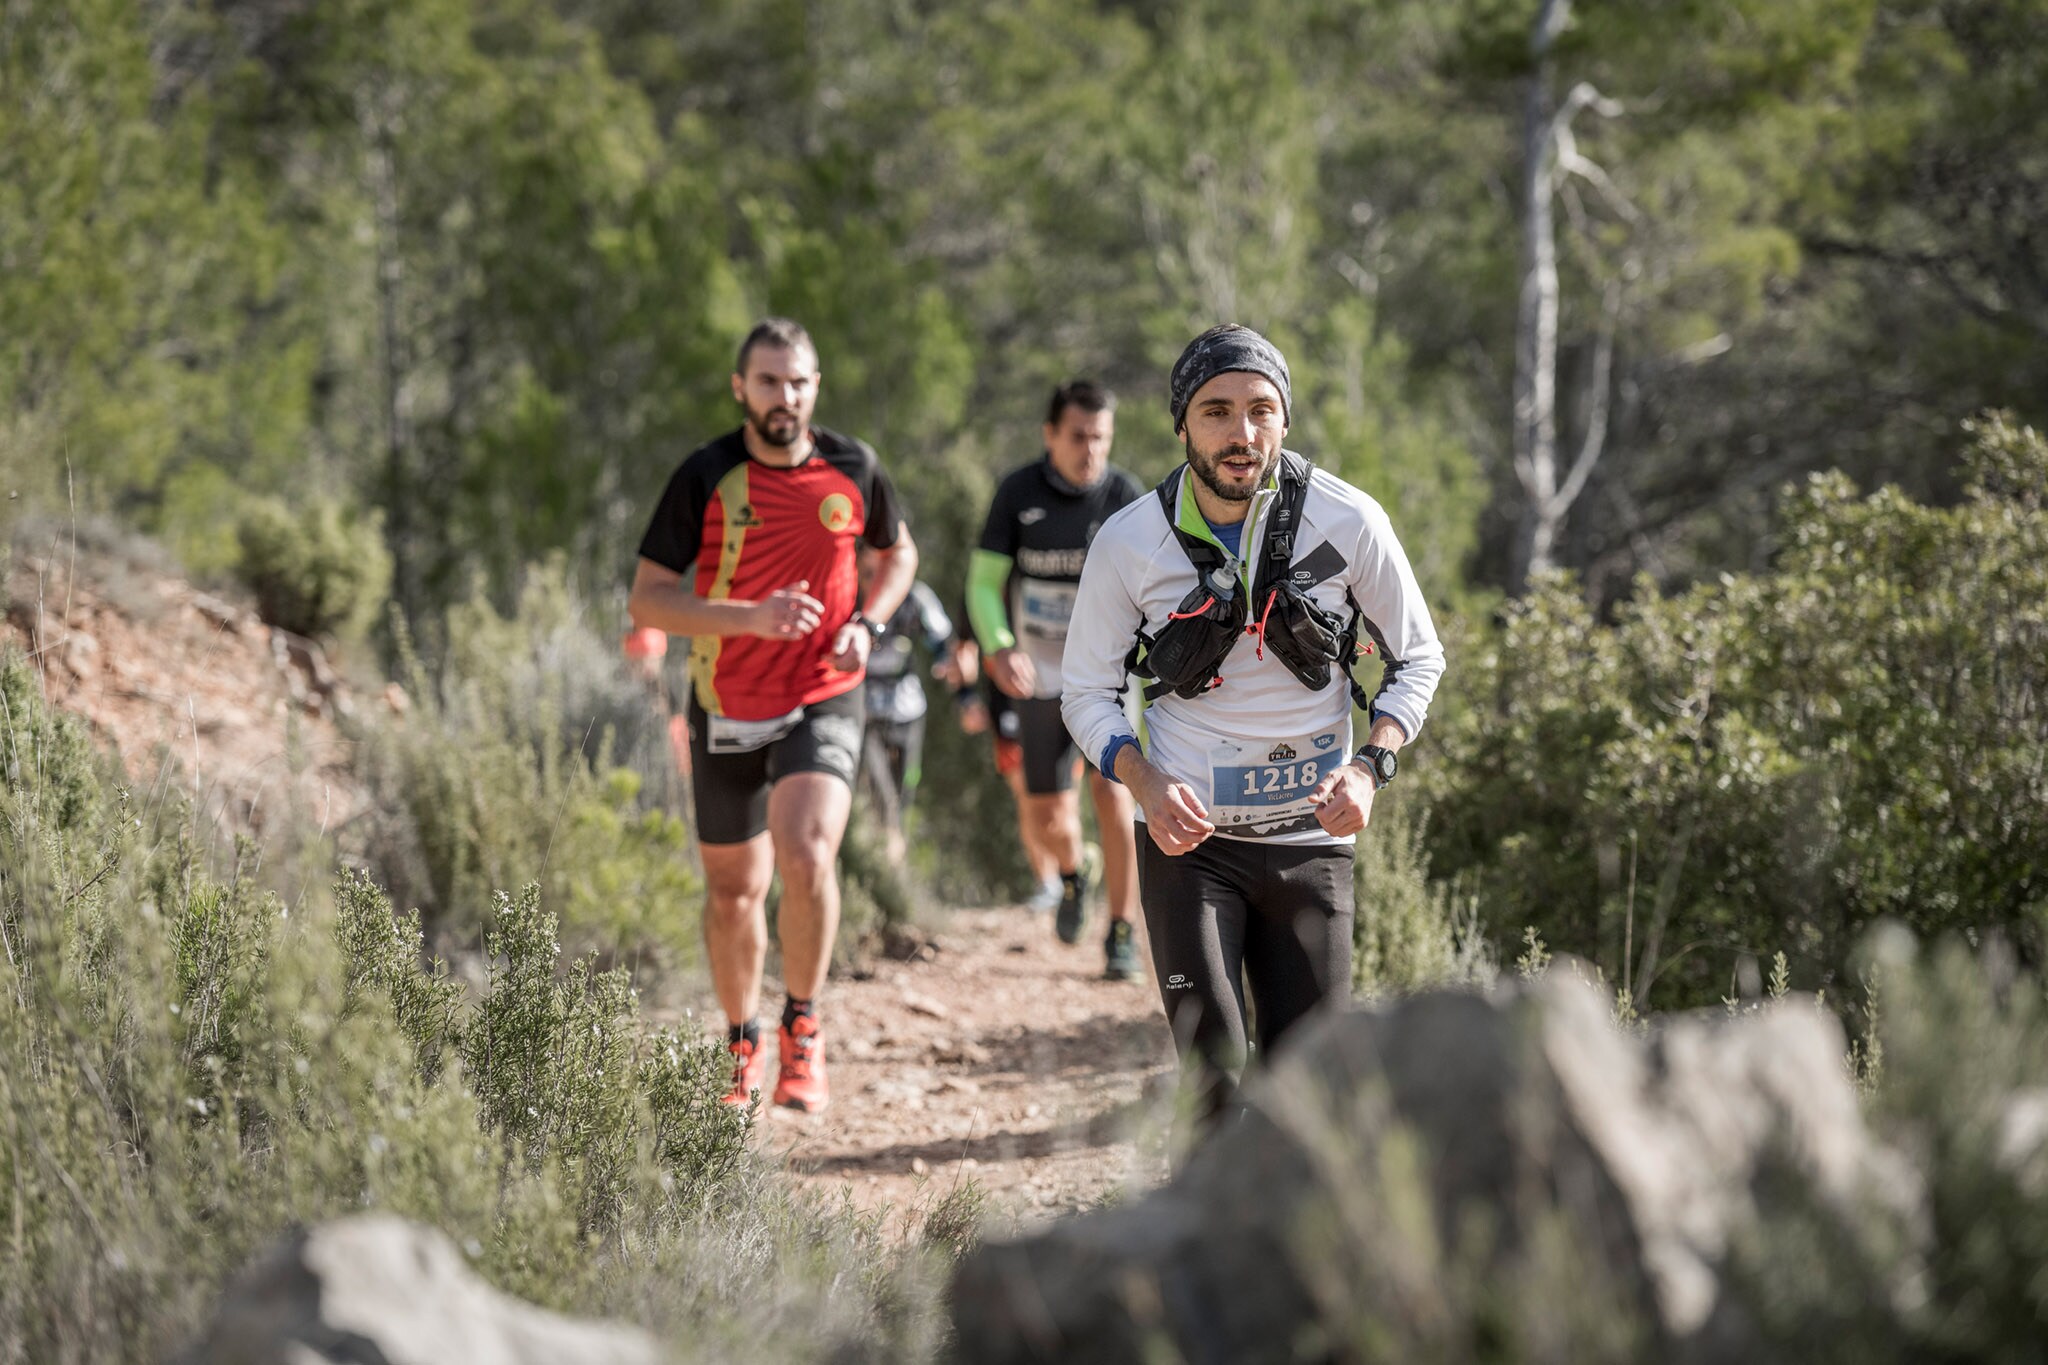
left=951, top=643, right=1069, bottom=913
left=985, top=680, right=1066, bottom=912
left=968, top=380, right=1145, bottom=981
left=857, top=559, right=969, bottom=866
left=1061, top=324, right=1447, bottom=1134
left=621, top=626, right=692, bottom=784
left=629, top=317, right=915, bottom=1114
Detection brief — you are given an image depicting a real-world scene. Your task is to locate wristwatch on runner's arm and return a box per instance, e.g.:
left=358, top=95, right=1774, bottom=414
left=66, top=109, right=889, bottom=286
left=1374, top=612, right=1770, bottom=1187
left=849, top=610, right=887, bottom=642
left=1353, top=744, right=1398, bottom=790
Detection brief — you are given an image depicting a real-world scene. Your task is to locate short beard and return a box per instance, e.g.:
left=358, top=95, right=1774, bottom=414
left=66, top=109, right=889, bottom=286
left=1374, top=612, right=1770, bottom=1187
left=1184, top=436, right=1272, bottom=503
left=746, top=404, right=802, bottom=448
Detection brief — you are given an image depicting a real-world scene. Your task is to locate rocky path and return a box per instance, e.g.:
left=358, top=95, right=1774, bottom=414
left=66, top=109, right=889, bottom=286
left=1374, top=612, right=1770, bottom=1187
left=749, top=905, right=1177, bottom=1232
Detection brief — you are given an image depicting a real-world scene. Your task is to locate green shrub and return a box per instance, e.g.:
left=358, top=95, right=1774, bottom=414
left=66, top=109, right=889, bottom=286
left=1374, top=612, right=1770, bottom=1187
left=1423, top=414, right=2048, bottom=1009
left=233, top=496, right=392, bottom=640
left=1352, top=803, right=1494, bottom=999
left=0, top=653, right=947, bottom=1362
left=354, top=563, right=700, bottom=975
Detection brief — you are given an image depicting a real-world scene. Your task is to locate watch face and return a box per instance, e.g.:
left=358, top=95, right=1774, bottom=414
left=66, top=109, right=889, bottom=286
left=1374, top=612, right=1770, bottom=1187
left=1379, top=750, right=1398, bottom=781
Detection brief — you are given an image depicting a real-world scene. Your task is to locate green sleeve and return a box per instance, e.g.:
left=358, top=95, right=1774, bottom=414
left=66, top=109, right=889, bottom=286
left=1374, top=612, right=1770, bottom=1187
left=966, top=549, right=1016, bottom=653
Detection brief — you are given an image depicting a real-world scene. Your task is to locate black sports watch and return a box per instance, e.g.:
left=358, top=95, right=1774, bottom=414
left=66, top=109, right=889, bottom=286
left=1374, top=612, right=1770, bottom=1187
left=1353, top=744, right=1398, bottom=789
left=850, top=610, right=886, bottom=643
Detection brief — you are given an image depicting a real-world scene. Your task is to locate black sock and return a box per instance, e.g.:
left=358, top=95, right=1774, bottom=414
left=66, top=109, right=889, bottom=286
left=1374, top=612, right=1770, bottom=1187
left=728, top=1020, right=760, bottom=1048
left=781, top=996, right=815, bottom=1030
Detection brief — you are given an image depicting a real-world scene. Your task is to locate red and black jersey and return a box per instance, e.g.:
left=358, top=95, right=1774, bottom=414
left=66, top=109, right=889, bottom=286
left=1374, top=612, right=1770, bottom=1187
left=638, top=426, right=905, bottom=721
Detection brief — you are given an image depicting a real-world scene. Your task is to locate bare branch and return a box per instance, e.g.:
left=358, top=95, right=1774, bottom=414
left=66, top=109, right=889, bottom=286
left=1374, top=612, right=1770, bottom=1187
left=1558, top=148, right=1640, bottom=224
left=1550, top=81, right=1624, bottom=140
left=1554, top=279, right=1622, bottom=513
left=1803, top=234, right=2048, bottom=341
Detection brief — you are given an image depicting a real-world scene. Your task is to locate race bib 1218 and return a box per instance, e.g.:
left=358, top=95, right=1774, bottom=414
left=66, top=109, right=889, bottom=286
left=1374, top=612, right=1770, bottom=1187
left=1208, top=731, right=1344, bottom=834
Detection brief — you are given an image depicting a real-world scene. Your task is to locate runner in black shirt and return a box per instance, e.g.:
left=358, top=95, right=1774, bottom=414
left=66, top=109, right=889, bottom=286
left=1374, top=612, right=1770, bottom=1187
left=967, top=380, right=1145, bottom=980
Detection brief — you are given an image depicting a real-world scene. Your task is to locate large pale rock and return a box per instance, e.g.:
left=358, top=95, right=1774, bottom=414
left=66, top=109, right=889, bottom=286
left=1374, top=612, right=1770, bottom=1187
left=178, top=1214, right=666, bottom=1365
left=950, top=966, right=1913, bottom=1364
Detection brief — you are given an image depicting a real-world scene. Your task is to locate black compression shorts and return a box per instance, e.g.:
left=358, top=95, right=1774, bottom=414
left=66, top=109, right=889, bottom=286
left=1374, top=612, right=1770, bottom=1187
left=1138, top=835, right=1354, bottom=1129
left=687, top=686, right=864, bottom=845
left=1012, top=695, right=1080, bottom=796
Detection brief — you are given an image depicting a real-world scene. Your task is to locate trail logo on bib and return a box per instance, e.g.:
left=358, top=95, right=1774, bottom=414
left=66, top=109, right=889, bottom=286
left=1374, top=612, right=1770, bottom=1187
left=1268, top=743, right=1297, bottom=763
left=818, top=493, right=855, bottom=532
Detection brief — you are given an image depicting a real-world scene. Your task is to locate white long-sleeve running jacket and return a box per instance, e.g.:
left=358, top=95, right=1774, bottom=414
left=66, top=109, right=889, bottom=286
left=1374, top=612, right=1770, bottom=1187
left=1060, top=458, right=1446, bottom=847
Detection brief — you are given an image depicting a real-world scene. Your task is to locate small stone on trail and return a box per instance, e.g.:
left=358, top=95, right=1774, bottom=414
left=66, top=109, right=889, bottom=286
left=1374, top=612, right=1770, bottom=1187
left=902, top=990, right=949, bottom=1020
left=911, top=1157, right=929, bottom=1176
left=932, top=1039, right=993, bottom=1066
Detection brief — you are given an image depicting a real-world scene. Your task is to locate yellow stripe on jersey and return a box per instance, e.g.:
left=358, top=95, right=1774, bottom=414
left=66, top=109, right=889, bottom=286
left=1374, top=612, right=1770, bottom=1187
left=690, top=461, right=752, bottom=715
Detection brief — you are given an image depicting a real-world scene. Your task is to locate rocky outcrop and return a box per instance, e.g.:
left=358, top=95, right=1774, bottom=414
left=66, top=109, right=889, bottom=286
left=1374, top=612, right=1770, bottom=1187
left=2, top=550, right=372, bottom=837
left=176, top=1214, right=666, bottom=1365
left=950, top=967, right=1915, bottom=1364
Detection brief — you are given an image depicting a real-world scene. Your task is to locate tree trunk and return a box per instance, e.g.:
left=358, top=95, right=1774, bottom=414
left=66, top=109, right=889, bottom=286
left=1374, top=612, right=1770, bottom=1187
left=363, top=83, right=417, bottom=628
left=1511, top=0, right=1568, bottom=591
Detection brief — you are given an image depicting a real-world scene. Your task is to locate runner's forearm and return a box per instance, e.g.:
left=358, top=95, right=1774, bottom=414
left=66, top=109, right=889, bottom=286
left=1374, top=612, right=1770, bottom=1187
left=966, top=550, right=1016, bottom=653
left=628, top=563, right=769, bottom=637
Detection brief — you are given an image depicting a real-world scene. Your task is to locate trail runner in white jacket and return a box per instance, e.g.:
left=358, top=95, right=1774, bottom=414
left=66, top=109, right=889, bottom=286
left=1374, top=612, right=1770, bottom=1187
left=1061, top=324, right=1446, bottom=1133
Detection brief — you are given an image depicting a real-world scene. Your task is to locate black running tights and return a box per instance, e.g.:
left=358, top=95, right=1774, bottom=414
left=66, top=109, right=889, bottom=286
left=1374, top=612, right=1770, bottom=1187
left=1138, top=834, right=1354, bottom=1131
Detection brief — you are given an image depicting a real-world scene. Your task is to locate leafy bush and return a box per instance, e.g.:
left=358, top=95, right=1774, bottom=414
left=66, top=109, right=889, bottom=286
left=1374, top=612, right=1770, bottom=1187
left=1422, top=415, right=2048, bottom=1009
left=1352, top=803, right=1495, bottom=999
left=354, top=562, right=700, bottom=973
left=233, top=496, right=393, bottom=640
left=0, top=653, right=947, bottom=1362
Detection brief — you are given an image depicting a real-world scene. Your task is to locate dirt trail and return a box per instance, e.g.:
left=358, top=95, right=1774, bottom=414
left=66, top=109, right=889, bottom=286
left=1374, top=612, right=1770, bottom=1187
left=748, top=905, right=1176, bottom=1229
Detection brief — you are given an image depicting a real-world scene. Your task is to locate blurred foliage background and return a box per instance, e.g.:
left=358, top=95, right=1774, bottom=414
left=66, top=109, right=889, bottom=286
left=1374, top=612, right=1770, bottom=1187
left=4, top=0, right=2044, bottom=1003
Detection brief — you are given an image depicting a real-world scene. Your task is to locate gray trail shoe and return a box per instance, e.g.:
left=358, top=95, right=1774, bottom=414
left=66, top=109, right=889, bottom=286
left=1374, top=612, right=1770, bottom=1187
left=1103, top=918, right=1143, bottom=981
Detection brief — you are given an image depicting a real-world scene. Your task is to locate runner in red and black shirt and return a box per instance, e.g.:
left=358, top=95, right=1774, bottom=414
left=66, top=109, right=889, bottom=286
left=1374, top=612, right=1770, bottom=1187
left=629, top=318, right=916, bottom=1116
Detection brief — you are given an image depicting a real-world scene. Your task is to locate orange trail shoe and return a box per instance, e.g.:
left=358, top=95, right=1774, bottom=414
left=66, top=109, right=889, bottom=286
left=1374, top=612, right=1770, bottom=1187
left=722, top=1033, right=768, bottom=1108
left=773, top=1015, right=829, bottom=1113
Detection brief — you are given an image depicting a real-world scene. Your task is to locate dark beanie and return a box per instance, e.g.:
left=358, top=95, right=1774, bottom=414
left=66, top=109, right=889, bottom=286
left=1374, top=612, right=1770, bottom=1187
left=1168, top=324, right=1291, bottom=432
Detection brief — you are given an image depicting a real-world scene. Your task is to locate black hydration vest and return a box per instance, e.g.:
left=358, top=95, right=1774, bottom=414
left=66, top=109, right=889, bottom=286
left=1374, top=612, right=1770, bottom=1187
left=1125, top=452, right=1373, bottom=708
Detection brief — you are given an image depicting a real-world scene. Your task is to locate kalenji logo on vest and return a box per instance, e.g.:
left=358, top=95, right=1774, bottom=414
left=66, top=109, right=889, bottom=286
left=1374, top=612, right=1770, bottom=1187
left=731, top=504, right=766, bottom=529
left=1268, top=743, right=1297, bottom=762
left=818, top=493, right=855, bottom=532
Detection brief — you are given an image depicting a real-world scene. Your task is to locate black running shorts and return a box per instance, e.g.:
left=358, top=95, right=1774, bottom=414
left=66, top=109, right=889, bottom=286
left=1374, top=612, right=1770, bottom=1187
left=1138, top=834, right=1354, bottom=1127
left=1013, top=695, right=1081, bottom=796
left=687, top=686, right=864, bottom=845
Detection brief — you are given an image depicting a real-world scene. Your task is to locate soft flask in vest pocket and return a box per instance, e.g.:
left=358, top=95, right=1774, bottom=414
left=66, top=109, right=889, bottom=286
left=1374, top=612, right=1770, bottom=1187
left=1143, top=566, right=1247, bottom=699
left=1264, top=582, right=1350, bottom=691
